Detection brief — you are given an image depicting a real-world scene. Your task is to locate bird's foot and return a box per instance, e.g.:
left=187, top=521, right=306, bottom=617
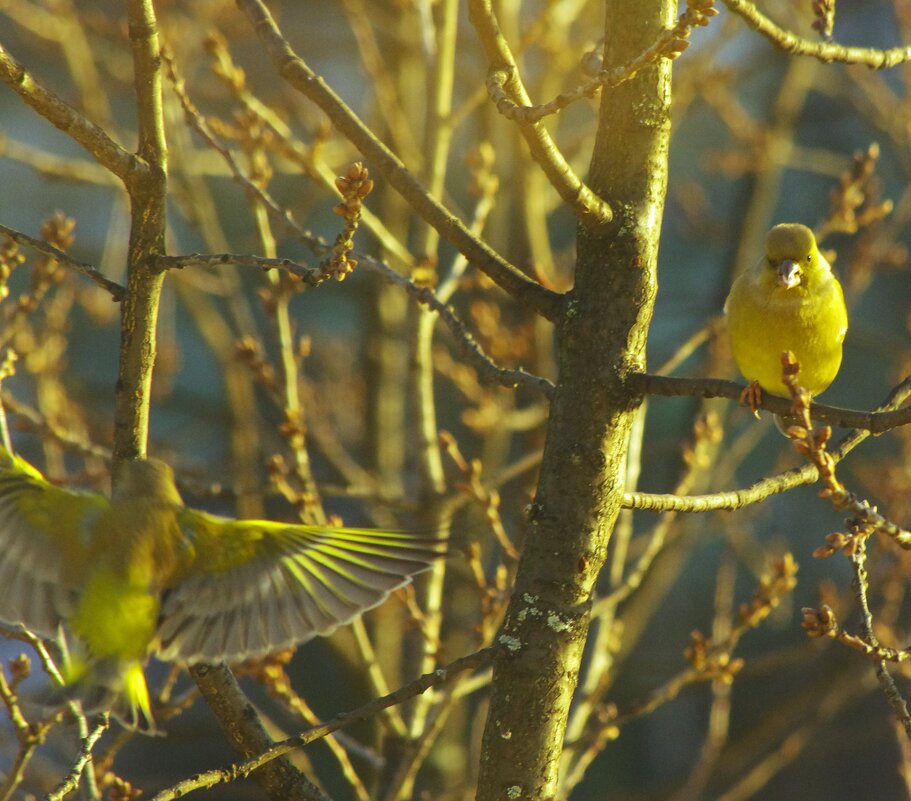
left=739, top=381, right=763, bottom=419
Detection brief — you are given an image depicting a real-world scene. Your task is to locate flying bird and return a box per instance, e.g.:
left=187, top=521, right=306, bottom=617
left=0, top=448, right=445, bottom=729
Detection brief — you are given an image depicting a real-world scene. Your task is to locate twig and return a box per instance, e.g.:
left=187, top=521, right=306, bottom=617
left=155, top=253, right=325, bottom=285
left=801, top=551, right=911, bottom=738
left=0, top=134, right=119, bottom=186
left=567, top=556, right=798, bottom=787
left=166, top=50, right=547, bottom=399
left=802, top=602, right=911, bottom=664
left=202, top=31, right=414, bottom=268
left=597, top=414, right=722, bottom=610
left=348, top=619, right=408, bottom=737
left=243, top=652, right=373, bottom=801
left=0, top=661, right=40, bottom=801
left=234, top=0, right=564, bottom=321
left=440, top=431, right=520, bottom=560
left=624, top=373, right=911, bottom=513
left=0, top=43, right=139, bottom=181
left=781, top=352, right=911, bottom=550
left=483, top=0, right=718, bottom=124
left=466, top=0, right=612, bottom=227
left=0, top=625, right=65, bottom=686
left=188, top=662, right=331, bottom=801
left=852, top=545, right=911, bottom=740
left=44, top=717, right=109, bottom=801
left=162, top=48, right=329, bottom=258
left=723, top=0, right=911, bottom=67
left=0, top=390, right=111, bottom=461
left=153, top=648, right=498, bottom=801
left=780, top=354, right=911, bottom=737
left=630, top=371, right=911, bottom=433
left=0, top=224, right=125, bottom=300
left=365, top=258, right=555, bottom=398
left=0, top=350, right=17, bottom=453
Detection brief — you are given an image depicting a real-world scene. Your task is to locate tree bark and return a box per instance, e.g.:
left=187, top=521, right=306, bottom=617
left=475, top=2, right=674, bottom=798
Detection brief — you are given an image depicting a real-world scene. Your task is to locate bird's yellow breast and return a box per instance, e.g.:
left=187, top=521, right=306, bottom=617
left=69, top=499, right=193, bottom=661
left=726, top=269, right=847, bottom=396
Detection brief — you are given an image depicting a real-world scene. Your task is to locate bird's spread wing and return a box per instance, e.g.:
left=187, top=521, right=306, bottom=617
left=156, top=510, right=447, bottom=664
left=0, top=449, right=107, bottom=637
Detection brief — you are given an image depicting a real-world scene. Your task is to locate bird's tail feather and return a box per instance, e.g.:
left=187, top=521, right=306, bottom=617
left=43, top=656, right=160, bottom=734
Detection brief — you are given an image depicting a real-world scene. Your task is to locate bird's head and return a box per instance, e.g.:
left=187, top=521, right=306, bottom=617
left=112, top=457, right=184, bottom=506
left=764, top=223, right=824, bottom=290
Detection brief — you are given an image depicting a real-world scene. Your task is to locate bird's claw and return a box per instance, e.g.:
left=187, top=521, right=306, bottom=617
left=739, top=381, right=762, bottom=419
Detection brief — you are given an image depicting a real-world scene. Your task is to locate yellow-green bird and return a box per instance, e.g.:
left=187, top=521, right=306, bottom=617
left=725, top=223, right=848, bottom=407
left=0, top=448, right=445, bottom=729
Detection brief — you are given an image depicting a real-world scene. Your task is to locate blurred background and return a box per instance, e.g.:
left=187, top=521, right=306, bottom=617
left=1, top=0, right=911, bottom=799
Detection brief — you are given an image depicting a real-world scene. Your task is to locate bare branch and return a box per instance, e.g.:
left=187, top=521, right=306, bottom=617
left=630, top=372, right=911, bottom=434
left=363, top=257, right=556, bottom=398
left=234, top=0, right=564, bottom=321
left=624, top=374, right=911, bottom=513
left=467, top=0, right=613, bottom=227
left=0, top=224, right=125, bottom=300
left=45, top=718, right=109, bottom=801
left=0, top=43, right=140, bottom=182
left=154, top=648, right=498, bottom=801
left=723, top=0, right=911, bottom=67
left=156, top=253, right=325, bottom=285
left=483, top=1, right=718, bottom=124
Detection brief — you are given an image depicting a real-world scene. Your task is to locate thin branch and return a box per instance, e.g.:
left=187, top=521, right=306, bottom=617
left=596, top=414, right=722, bottom=612
left=0, top=625, right=65, bottom=686
left=0, top=224, right=125, bottom=300
left=624, top=374, right=911, bottom=512
left=202, top=34, right=414, bottom=267
left=780, top=357, right=911, bottom=735
left=630, top=372, right=911, bottom=433
left=44, top=717, right=109, bottom=801
left=0, top=42, right=140, bottom=182
left=165, top=53, right=548, bottom=400
left=153, top=648, right=498, bottom=801
left=188, top=662, right=331, bottom=801
left=162, top=48, right=328, bottom=257
left=243, top=653, right=374, bottom=801
left=781, top=354, right=911, bottom=550
left=336, top=0, right=423, bottom=168
left=365, top=258, right=555, bottom=398
left=568, top=555, right=797, bottom=787
left=1, top=390, right=112, bottom=461
left=850, top=548, right=911, bottom=738
left=349, top=619, right=408, bottom=737
left=234, top=0, right=564, bottom=322
left=156, top=253, right=325, bottom=285
left=803, top=602, right=911, bottom=664
left=723, top=0, right=911, bottom=67
left=802, top=555, right=911, bottom=738
left=466, top=0, right=612, bottom=227
left=0, top=664, right=45, bottom=801
left=483, top=1, right=717, bottom=124
left=128, top=0, right=167, bottom=171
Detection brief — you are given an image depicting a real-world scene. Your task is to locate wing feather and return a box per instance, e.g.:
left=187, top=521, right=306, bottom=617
left=157, top=511, right=446, bottom=663
left=0, top=450, right=106, bottom=637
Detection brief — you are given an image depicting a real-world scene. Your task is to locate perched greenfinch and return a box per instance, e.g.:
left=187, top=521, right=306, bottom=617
left=725, top=223, right=848, bottom=406
left=0, top=448, right=445, bottom=729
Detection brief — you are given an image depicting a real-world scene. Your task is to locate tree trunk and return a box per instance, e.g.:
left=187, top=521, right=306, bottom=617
left=475, top=2, right=674, bottom=798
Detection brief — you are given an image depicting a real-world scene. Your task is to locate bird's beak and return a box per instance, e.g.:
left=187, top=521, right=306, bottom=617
left=776, top=259, right=801, bottom=289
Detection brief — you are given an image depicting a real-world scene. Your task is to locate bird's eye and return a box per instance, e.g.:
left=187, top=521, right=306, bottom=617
left=806, top=255, right=811, bottom=262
